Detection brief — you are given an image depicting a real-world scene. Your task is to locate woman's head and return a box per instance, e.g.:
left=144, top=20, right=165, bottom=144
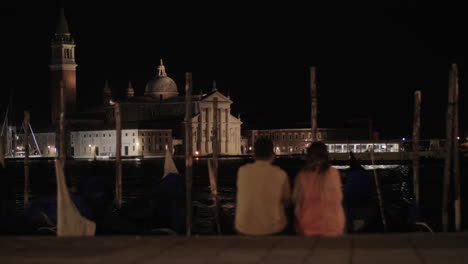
left=349, top=151, right=364, bottom=170
left=305, top=141, right=330, bottom=173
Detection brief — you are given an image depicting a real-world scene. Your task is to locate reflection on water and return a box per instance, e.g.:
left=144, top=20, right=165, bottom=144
left=1, top=156, right=462, bottom=234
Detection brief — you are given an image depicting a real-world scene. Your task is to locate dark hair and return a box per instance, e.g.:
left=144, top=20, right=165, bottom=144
left=254, top=138, right=274, bottom=159
left=349, top=151, right=364, bottom=171
left=305, top=141, right=331, bottom=174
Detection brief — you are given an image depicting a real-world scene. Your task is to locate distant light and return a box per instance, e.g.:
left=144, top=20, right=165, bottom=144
left=195, top=151, right=199, bottom=155
left=165, top=145, right=168, bottom=150
left=136, top=142, right=139, bottom=146
left=402, top=137, right=406, bottom=141
left=457, top=137, right=460, bottom=140
left=16, top=146, right=19, bottom=149
left=47, top=145, right=51, bottom=149
left=382, top=145, right=386, bottom=148
left=88, top=144, right=92, bottom=147
left=248, top=146, right=252, bottom=150
left=54, top=148, right=57, bottom=152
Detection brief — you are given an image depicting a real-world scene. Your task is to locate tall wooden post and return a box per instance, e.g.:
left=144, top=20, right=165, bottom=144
left=23, top=111, right=30, bottom=207
left=452, top=64, right=461, bottom=232
left=184, top=72, right=193, bottom=236
left=368, top=117, right=374, bottom=140
left=442, top=64, right=456, bottom=232
left=212, top=98, right=219, bottom=168
left=59, top=81, right=66, bottom=166
left=412, top=90, right=421, bottom=205
left=370, top=145, right=388, bottom=232
left=310, top=67, right=318, bottom=142
left=114, top=102, right=122, bottom=208
left=211, top=97, right=221, bottom=234
left=208, top=159, right=221, bottom=234
left=0, top=135, right=4, bottom=168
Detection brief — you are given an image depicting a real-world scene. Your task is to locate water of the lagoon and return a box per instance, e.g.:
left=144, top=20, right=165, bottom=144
left=1, top=156, right=466, bottom=234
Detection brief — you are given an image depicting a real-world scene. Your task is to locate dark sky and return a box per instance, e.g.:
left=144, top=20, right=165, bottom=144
left=2, top=1, right=467, bottom=139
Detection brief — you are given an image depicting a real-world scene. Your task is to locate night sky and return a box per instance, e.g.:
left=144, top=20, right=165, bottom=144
left=2, top=1, right=467, bottom=139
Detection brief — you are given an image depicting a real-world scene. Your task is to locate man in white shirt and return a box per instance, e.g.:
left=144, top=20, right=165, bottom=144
left=235, top=138, right=291, bottom=235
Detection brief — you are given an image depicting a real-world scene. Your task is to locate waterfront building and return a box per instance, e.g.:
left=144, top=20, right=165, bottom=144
left=12, top=8, right=243, bottom=158
left=101, top=66, right=243, bottom=156
left=244, top=127, right=375, bottom=154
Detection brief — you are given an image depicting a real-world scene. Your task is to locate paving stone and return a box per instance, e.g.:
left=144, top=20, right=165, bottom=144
left=0, top=233, right=467, bottom=264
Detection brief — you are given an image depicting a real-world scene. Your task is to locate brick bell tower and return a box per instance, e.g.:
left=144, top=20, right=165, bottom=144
left=49, top=8, right=77, bottom=124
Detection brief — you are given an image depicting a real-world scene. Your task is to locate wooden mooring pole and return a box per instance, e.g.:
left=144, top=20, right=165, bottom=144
left=23, top=111, right=30, bottom=208
left=452, top=64, right=461, bottom=232
left=184, top=72, right=193, bottom=236
left=210, top=97, right=221, bottom=234
left=59, top=81, right=66, bottom=166
left=310, top=67, right=318, bottom=142
left=115, top=102, right=122, bottom=208
left=442, top=64, right=456, bottom=232
left=412, top=90, right=421, bottom=206
left=370, top=146, right=388, bottom=232
left=0, top=134, right=4, bottom=168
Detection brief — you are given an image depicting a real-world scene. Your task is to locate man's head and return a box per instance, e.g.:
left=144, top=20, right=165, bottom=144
left=254, top=138, right=275, bottom=161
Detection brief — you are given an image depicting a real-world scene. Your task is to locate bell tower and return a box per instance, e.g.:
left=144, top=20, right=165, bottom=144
left=49, top=8, right=77, bottom=124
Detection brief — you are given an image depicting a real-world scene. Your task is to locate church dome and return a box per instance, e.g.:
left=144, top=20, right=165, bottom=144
left=145, top=59, right=178, bottom=100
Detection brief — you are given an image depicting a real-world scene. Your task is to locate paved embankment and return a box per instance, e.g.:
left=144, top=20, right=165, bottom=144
left=1, top=233, right=467, bottom=263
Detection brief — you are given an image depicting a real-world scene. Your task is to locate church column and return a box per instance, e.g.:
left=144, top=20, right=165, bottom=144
left=225, top=108, right=229, bottom=154
left=205, top=107, right=210, bottom=154
left=197, top=111, right=202, bottom=153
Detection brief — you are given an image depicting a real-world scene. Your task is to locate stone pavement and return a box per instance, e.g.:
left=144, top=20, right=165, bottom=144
left=0, top=233, right=467, bottom=263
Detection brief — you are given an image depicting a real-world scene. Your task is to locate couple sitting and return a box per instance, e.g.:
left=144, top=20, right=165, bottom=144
left=235, top=138, right=344, bottom=236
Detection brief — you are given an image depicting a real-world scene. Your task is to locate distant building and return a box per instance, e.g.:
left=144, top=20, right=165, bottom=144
left=15, top=128, right=173, bottom=158
left=71, top=128, right=172, bottom=158
left=100, top=61, right=242, bottom=156
left=244, top=127, right=371, bottom=154
left=49, top=8, right=77, bottom=125
left=21, top=8, right=243, bottom=157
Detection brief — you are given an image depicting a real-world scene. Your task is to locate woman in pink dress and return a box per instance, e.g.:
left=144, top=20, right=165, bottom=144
left=293, top=142, right=345, bottom=236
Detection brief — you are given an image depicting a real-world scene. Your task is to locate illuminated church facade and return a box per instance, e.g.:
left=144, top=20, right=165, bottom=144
left=47, top=9, right=242, bottom=157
